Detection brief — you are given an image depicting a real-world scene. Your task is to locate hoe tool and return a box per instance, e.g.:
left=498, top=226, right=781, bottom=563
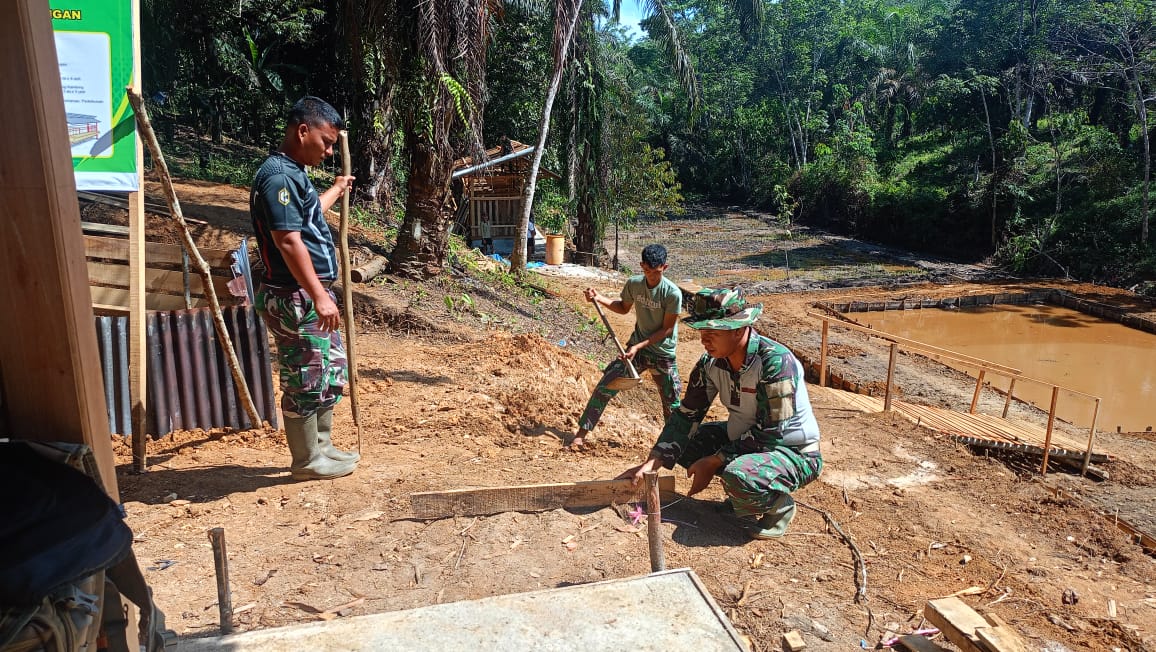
left=592, top=300, right=644, bottom=391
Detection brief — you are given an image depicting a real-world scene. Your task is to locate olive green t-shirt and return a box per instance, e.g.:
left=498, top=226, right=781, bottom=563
left=622, top=275, right=682, bottom=359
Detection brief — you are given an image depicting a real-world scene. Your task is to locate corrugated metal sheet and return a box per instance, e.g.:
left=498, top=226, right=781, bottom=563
left=94, top=305, right=278, bottom=437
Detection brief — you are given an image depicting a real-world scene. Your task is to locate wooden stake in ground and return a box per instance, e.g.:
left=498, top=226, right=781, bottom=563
left=208, top=528, right=233, bottom=635
left=645, top=471, right=666, bottom=572
left=126, top=88, right=263, bottom=431
left=338, top=130, right=362, bottom=453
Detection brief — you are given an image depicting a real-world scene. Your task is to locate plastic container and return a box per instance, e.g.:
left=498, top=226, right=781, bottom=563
left=545, top=234, right=565, bottom=265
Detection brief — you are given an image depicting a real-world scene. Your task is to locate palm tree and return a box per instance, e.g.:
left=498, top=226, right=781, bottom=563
left=512, top=0, right=764, bottom=271
left=343, top=0, right=508, bottom=278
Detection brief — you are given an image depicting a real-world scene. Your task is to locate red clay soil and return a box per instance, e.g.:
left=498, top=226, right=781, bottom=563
left=103, top=186, right=1155, bottom=651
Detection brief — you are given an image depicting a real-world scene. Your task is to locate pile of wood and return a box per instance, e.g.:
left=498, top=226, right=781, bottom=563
left=891, top=597, right=1028, bottom=652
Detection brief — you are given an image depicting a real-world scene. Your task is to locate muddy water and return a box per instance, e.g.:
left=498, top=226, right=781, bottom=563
left=862, top=304, right=1156, bottom=433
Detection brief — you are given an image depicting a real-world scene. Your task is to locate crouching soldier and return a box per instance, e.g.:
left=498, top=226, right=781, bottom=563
left=620, top=288, right=822, bottom=539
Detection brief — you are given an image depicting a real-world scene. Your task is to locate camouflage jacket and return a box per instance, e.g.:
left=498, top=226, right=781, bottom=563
left=651, top=331, right=820, bottom=467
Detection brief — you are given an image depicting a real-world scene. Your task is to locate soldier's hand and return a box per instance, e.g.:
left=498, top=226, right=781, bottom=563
left=314, top=294, right=341, bottom=332
left=686, top=454, right=724, bottom=497
left=335, top=175, right=356, bottom=195
left=616, top=456, right=661, bottom=486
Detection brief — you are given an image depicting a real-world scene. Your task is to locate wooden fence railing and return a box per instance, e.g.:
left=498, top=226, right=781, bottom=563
left=809, top=312, right=1102, bottom=476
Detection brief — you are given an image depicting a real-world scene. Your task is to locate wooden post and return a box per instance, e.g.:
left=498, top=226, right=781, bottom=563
left=1081, top=398, right=1101, bottom=477
left=0, top=0, right=118, bottom=498
left=128, top=0, right=148, bottom=472
left=338, top=131, right=362, bottom=453
left=644, top=472, right=665, bottom=572
left=1040, top=386, right=1061, bottom=475
left=1001, top=378, right=1017, bottom=418
left=969, top=369, right=986, bottom=414
left=819, top=319, right=829, bottom=387
left=208, top=528, right=233, bottom=635
left=884, top=342, right=898, bottom=412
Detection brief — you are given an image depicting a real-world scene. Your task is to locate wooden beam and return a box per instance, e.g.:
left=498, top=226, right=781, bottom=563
left=85, top=234, right=235, bottom=269
left=128, top=0, right=147, bottom=472
left=0, top=0, right=118, bottom=497
left=976, top=614, right=1029, bottom=652
left=410, top=476, right=676, bottom=519
left=923, top=598, right=988, bottom=652
left=88, top=260, right=238, bottom=298
left=89, top=285, right=206, bottom=312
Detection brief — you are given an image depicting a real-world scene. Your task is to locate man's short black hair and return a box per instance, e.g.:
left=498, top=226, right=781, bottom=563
left=641, top=244, right=668, bottom=267
left=287, top=96, right=345, bottom=130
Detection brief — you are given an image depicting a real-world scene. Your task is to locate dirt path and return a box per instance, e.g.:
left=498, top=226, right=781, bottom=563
left=113, top=197, right=1156, bottom=650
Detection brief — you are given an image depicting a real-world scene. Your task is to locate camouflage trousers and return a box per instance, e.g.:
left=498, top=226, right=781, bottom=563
left=578, top=349, right=681, bottom=432
left=675, top=422, right=823, bottom=518
left=256, top=284, right=347, bottom=418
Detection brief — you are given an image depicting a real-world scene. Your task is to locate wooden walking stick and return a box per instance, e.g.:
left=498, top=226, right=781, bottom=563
left=338, top=131, right=362, bottom=453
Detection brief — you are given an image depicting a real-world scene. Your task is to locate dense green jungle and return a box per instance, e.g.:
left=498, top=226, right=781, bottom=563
left=141, top=0, right=1156, bottom=291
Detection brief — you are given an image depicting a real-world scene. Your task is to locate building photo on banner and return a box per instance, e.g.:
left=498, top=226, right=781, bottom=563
left=51, top=1, right=138, bottom=191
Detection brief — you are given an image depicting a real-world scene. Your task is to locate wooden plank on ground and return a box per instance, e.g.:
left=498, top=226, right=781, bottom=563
left=975, top=614, right=1029, bottom=652
left=923, top=598, right=989, bottom=652
left=410, top=477, right=677, bottom=519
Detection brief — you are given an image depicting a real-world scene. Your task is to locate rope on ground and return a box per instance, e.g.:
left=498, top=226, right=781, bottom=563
left=796, top=499, right=874, bottom=636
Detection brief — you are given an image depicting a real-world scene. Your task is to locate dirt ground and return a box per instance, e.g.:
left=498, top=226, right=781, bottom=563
left=106, top=189, right=1156, bottom=651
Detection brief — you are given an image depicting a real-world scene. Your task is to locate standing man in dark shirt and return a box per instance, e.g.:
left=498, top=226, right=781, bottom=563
left=251, top=96, right=358, bottom=481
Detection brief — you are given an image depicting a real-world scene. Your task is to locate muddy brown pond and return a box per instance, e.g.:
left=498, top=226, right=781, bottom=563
left=860, top=303, right=1156, bottom=433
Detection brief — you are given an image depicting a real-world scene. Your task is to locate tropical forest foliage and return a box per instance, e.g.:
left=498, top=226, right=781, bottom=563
left=140, top=0, right=1156, bottom=287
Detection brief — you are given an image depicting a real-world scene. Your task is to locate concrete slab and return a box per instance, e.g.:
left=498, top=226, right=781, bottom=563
left=180, top=568, right=746, bottom=651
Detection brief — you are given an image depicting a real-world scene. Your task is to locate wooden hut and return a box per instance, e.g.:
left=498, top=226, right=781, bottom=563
left=452, top=139, right=559, bottom=248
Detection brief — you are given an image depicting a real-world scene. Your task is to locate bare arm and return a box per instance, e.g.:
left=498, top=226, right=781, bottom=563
left=624, top=312, right=678, bottom=359
left=318, top=175, right=355, bottom=213
left=271, top=230, right=340, bottom=332
left=584, top=287, right=633, bottom=315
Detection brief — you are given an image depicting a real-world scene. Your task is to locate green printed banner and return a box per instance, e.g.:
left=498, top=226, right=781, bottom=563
left=51, top=1, right=139, bottom=191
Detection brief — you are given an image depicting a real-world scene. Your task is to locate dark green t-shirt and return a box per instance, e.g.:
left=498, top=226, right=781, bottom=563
left=250, top=152, right=338, bottom=286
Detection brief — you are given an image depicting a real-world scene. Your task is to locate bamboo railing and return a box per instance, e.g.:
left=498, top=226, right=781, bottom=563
left=809, top=312, right=1102, bottom=477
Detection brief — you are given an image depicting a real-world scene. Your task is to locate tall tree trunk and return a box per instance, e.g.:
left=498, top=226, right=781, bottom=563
left=392, top=134, right=452, bottom=278
left=512, top=0, right=584, bottom=271
left=979, top=83, right=998, bottom=248
left=575, top=138, right=596, bottom=259
left=345, top=2, right=396, bottom=207
left=1133, top=71, right=1151, bottom=245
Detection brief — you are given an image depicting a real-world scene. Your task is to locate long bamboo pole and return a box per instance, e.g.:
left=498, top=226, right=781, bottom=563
left=338, top=131, right=362, bottom=454
left=126, top=89, right=263, bottom=430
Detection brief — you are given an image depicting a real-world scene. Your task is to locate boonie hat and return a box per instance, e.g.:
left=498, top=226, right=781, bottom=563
left=683, top=287, right=763, bottom=330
